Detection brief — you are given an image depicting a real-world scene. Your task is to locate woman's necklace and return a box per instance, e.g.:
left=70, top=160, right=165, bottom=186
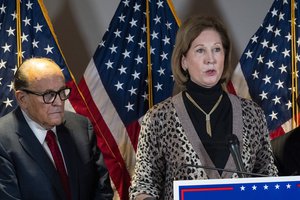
left=185, top=92, right=223, bottom=137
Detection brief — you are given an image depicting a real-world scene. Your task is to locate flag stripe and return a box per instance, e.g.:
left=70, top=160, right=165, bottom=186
left=230, top=63, right=251, bottom=99
left=78, top=75, right=132, bottom=199
left=78, top=1, right=180, bottom=199
left=83, top=59, right=137, bottom=163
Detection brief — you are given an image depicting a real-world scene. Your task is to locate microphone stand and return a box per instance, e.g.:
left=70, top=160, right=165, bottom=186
left=182, top=164, right=268, bottom=178
left=227, top=134, right=246, bottom=178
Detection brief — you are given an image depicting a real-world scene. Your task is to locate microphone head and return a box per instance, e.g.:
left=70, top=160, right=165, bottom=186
left=227, top=134, right=240, bottom=146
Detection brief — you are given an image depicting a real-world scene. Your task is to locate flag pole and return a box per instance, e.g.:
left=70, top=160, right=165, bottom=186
left=166, top=0, right=181, bottom=26
left=16, top=0, right=22, bottom=67
left=290, top=0, right=298, bottom=128
left=146, top=0, right=153, bottom=108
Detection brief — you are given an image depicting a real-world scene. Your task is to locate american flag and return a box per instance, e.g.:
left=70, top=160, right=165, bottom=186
left=0, top=1, right=90, bottom=130
left=229, top=0, right=300, bottom=139
left=174, top=176, right=300, bottom=200
left=77, top=0, right=179, bottom=199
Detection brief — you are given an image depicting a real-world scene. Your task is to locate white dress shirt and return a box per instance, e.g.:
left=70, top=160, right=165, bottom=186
left=21, top=109, right=68, bottom=171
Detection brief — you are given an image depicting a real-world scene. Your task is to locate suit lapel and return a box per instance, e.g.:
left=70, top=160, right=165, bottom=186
left=57, top=123, right=79, bottom=200
left=14, top=108, right=66, bottom=200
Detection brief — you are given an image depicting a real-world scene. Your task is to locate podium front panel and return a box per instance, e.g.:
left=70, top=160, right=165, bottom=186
left=174, top=176, right=300, bottom=200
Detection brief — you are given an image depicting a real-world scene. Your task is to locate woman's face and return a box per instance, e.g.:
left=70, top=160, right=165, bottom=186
left=181, top=29, right=225, bottom=88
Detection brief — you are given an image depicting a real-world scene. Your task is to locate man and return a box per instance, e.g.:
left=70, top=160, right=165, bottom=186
left=0, top=57, right=113, bottom=199
left=271, top=96, right=300, bottom=176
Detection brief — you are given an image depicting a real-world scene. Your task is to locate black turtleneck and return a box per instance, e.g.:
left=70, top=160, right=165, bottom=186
left=183, top=80, right=233, bottom=172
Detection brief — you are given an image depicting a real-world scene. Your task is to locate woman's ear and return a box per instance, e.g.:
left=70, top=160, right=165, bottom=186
left=181, top=55, right=187, bottom=71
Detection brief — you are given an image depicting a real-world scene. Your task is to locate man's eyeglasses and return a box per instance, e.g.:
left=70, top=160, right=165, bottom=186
left=21, top=88, right=71, bottom=104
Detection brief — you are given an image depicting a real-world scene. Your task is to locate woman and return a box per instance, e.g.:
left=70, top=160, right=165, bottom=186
left=129, top=15, right=278, bottom=200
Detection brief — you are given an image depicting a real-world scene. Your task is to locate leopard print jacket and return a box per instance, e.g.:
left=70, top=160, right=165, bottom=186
left=129, top=92, right=278, bottom=200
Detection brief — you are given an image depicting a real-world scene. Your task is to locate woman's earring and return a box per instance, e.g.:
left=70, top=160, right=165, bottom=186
left=182, top=67, right=189, bottom=77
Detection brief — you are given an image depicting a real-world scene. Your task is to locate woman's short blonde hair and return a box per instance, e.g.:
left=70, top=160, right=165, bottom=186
left=171, top=15, right=232, bottom=90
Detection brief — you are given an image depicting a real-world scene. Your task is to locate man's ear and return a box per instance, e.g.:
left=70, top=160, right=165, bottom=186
left=15, top=90, right=28, bottom=108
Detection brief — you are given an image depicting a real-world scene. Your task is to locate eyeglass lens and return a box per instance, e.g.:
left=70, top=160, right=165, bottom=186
left=44, top=88, right=71, bottom=103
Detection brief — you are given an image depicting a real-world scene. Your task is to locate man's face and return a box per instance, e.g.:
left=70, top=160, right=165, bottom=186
left=17, top=61, right=66, bottom=129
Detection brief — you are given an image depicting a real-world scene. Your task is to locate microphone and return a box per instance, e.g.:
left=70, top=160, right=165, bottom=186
left=227, top=134, right=245, bottom=178
left=177, top=163, right=268, bottom=179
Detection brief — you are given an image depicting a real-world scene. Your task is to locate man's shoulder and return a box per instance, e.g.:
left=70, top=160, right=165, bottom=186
left=0, top=111, right=14, bottom=122
left=272, top=127, right=300, bottom=147
left=63, top=111, right=91, bottom=132
left=0, top=110, right=17, bottom=130
left=271, top=127, right=300, bottom=175
left=64, top=111, right=89, bottom=121
left=0, top=111, right=19, bottom=143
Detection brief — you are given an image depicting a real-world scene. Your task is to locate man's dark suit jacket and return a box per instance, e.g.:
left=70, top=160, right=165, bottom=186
left=271, top=127, right=300, bottom=176
left=0, top=107, right=113, bottom=200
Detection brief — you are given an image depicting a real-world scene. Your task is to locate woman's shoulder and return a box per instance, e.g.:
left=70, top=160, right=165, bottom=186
left=149, top=93, right=181, bottom=111
left=228, top=93, right=262, bottom=109
left=144, top=93, right=183, bottom=121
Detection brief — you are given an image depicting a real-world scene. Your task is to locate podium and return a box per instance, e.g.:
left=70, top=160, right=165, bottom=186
left=174, top=176, right=300, bottom=200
